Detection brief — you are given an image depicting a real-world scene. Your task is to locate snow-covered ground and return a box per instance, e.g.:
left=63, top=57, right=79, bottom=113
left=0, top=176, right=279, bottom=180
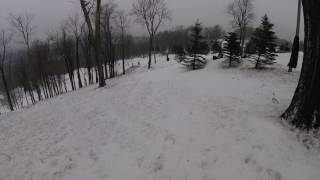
left=0, top=58, right=139, bottom=114
left=1, top=53, right=320, bottom=180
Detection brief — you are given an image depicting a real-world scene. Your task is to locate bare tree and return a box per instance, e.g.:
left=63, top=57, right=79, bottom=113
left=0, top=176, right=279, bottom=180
left=0, top=30, right=14, bottom=111
left=80, top=24, right=94, bottom=85
left=116, top=10, right=130, bottom=75
left=67, top=12, right=83, bottom=88
left=102, top=1, right=118, bottom=78
left=8, top=13, right=34, bottom=50
left=60, top=24, right=76, bottom=91
left=227, top=0, right=254, bottom=56
left=8, top=13, right=36, bottom=103
left=80, top=0, right=106, bottom=87
left=132, top=0, right=170, bottom=69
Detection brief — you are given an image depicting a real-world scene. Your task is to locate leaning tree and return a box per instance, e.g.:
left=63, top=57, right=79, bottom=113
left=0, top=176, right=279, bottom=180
left=0, top=30, right=14, bottom=111
left=79, top=0, right=106, bottom=87
left=282, top=0, right=320, bottom=130
left=8, top=13, right=37, bottom=103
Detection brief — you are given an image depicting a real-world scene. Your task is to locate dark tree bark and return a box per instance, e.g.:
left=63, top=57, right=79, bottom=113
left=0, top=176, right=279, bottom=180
left=0, top=30, right=14, bottom=111
left=154, top=42, right=157, bottom=64
left=288, top=0, right=302, bottom=72
left=121, top=32, right=125, bottom=75
left=148, top=36, right=154, bottom=69
left=106, top=12, right=114, bottom=78
left=282, top=0, right=320, bottom=130
left=80, top=0, right=106, bottom=87
left=19, top=60, right=35, bottom=104
left=61, top=29, right=76, bottom=91
left=116, top=10, right=129, bottom=75
left=0, top=67, right=14, bottom=111
left=75, top=38, right=83, bottom=88
left=67, top=13, right=83, bottom=88
left=80, top=25, right=93, bottom=85
left=9, top=13, right=36, bottom=104
left=102, top=2, right=117, bottom=79
left=107, top=22, right=115, bottom=78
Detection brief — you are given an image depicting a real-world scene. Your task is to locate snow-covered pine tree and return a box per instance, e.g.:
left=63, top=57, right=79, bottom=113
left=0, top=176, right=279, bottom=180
left=189, top=21, right=209, bottom=55
left=223, top=32, right=241, bottom=67
left=251, top=14, right=277, bottom=69
left=178, top=21, right=208, bottom=70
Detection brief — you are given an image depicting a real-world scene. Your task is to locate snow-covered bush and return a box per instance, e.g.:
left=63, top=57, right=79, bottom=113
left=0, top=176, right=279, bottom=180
left=176, top=54, right=207, bottom=69
left=176, top=21, right=208, bottom=70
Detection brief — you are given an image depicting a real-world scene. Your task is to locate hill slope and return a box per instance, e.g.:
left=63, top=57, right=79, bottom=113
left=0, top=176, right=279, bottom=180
left=1, top=54, right=319, bottom=180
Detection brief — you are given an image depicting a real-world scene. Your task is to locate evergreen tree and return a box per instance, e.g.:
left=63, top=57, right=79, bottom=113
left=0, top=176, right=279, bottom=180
left=188, top=21, right=209, bottom=56
left=178, top=21, right=208, bottom=70
left=223, top=32, right=241, bottom=67
left=251, top=14, right=277, bottom=69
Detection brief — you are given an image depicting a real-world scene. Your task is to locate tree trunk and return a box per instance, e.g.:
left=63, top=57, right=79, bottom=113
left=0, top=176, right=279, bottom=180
left=106, top=17, right=115, bottom=78
left=255, top=55, right=261, bottom=69
left=0, top=68, right=13, bottom=111
left=86, top=48, right=93, bottom=85
left=121, top=31, right=125, bottom=75
left=282, top=0, right=320, bottom=130
left=154, top=44, right=157, bottom=64
left=193, top=55, right=196, bottom=70
left=240, top=27, right=246, bottom=57
left=75, top=38, right=83, bottom=88
left=94, top=11, right=105, bottom=87
left=80, top=0, right=105, bottom=87
left=148, top=35, right=153, bottom=69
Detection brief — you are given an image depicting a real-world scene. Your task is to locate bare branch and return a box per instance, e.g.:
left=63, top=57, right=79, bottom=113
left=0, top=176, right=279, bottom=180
left=66, top=11, right=83, bottom=39
left=132, top=0, right=170, bottom=36
left=8, top=13, right=35, bottom=49
left=115, top=10, right=130, bottom=34
left=226, top=0, right=255, bottom=54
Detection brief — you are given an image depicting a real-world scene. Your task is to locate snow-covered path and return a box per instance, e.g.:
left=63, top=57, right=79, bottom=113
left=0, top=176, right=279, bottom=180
left=1, top=54, right=320, bottom=180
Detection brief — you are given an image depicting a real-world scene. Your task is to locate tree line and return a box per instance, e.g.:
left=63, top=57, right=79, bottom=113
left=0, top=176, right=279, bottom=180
left=0, top=0, right=168, bottom=111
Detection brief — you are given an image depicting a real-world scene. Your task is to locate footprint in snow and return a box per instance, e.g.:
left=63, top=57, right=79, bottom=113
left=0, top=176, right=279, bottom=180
left=150, top=155, right=165, bottom=173
left=272, top=97, right=279, bottom=104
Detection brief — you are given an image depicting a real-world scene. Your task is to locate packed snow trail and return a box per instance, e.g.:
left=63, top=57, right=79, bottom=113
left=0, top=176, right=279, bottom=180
left=1, top=54, right=320, bottom=180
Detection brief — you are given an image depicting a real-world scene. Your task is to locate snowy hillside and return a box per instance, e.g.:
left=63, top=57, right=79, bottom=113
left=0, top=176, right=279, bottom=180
left=1, top=53, right=320, bottom=180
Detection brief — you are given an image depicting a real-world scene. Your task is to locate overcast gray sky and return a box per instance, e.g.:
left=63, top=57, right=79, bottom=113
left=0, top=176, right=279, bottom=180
left=0, top=0, right=302, bottom=40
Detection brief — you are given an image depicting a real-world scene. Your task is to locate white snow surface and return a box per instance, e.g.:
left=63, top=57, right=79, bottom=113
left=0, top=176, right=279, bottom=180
left=1, top=53, right=320, bottom=180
